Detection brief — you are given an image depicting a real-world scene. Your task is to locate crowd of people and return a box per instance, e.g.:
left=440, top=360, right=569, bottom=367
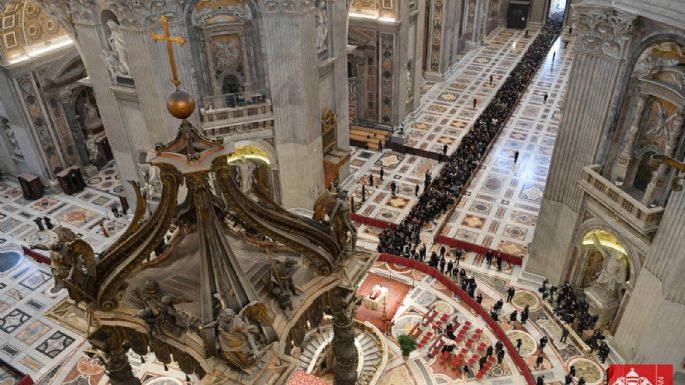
left=540, top=279, right=611, bottom=359
left=377, top=12, right=564, bottom=255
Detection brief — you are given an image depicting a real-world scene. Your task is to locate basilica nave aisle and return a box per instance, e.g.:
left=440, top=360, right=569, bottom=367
left=346, top=28, right=576, bottom=267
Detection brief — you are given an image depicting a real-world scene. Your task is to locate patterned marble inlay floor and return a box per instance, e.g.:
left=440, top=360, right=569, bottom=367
left=0, top=175, right=130, bottom=381
left=440, top=35, right=576, bottom=256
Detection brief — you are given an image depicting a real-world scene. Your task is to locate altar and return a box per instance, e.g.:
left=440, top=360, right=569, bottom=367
left=362, top=284, right=388, bottom=311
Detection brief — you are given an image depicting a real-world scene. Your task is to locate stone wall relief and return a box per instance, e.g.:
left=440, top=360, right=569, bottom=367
left=315, top=0, right=329, bottom=57
left=574, top=8, right=633, bottom=59
left=0, top=116, right=23, bottom=159
left=103, top=0, right=177, bottom=28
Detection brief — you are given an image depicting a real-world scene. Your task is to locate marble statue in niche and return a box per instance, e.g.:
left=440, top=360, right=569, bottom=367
left=82, top=98, right=103, bottom=132
left=589, top=251, right=628, bottom=301
left=140, top=163, right=162, bottom=200
left=235, top=159, right=256, bottom=193
left=315, top=0, right=329, bottom=54
left=102, top=20, right=130, bottom=78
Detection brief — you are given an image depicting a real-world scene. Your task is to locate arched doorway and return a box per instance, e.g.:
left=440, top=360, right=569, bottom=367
left=578, top=229, right=631, bottom=332
left=226, top=144, right=274, bottom=198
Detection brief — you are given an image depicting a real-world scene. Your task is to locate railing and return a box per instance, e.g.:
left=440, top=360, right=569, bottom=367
left=199, top=92, right=274, bottom=136
left=579, top=165, right=664, bottom=233
left=377, top=254, right=535, bottom=385
left=351, top=119, right=395, bottom=133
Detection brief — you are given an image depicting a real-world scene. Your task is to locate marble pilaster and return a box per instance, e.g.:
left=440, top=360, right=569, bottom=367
left=330, top=0, right=350, bottom=150
left=524, top=6, right=636, bottom=283
left=73, top=23, right=139, bottom=205
left=260, top=1, right=324, bottom=209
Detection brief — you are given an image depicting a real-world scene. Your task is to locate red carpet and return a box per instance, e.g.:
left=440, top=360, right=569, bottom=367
left=355, top=272, right=411, bottom=332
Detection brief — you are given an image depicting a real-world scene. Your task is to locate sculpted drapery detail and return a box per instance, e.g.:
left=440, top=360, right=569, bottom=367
left=574, top=7, right=634, bottom=60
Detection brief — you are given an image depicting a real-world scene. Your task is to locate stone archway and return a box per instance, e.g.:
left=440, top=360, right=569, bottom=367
left=574, top=226, right=633, bottom=332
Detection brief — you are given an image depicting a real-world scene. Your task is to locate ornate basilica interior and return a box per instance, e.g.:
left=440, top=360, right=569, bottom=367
left=0, top=0, right=684, bottom=385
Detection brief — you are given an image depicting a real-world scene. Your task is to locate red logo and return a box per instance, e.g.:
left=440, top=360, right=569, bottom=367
left=609, top=365, right=673, bottom=385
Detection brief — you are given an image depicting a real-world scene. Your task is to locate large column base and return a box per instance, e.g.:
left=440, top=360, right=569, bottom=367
left=524, top=199, right=579, bottom=284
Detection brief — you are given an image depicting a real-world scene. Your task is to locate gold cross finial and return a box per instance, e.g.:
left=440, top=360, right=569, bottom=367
left=151, top=15, right=185, bottom=88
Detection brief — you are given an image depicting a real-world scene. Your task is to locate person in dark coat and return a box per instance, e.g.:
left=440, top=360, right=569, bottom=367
left=43, top=216, right=54, bottom=230
left=536, top=375, right=545, bottom=385
left=535, top=353, right=544, bottom=369
left=521, top=305, right=529, bottom=324
left=507, top=286, right=516, bottom=302
left=539, top=336, right=548, bottom=351
left=516, top=338, right=522, bottom=352
left=33, top=217, right=45, bottom=231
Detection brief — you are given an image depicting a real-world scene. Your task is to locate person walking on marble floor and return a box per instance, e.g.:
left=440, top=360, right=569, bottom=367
left=513, top=150, right=520, bottom=164
left=552, top=51, right=556, bottom=62
left=507, top=286, right=516, bottom=302
left=443, top=144, right=448, bottom=160
left=473, top=98, right=477, bottom=109
left=516, top=338, right=522, bottom=352
left=415, top=184, right=420, bottom=196
left=544, top=93, right=549, bottom=103
left=497, top=348, right=505, bottom=365
left=361, top=184, right=366, bottom=203
left=539, top=336, right=548, bottom=352
left=564, top=374, right=573, bottom=385
left=439, top=245, right=446, bottom=258
left=43, top=216, right=53, bottom=230
left=390, top=181, right=396, bottom=196
left=485, top=250, right=493, bottom=267
left=536, top=375, right=545, bottom=385
left=509, top=310, right=518, bottom=324
left=111, top=205, right=120, bottom=218
left=560, top=326, right=569, bottom=343
left=569, top=365, right=576, bottom=378
left=368, top=173, right=374, bottom=187
left=33, top=217, right=45, bottom=231
left=496, top=253, right=503, bottom=271
left=489, top=74, right=493, bottom=85
left=380, top=167, right=384, bottom=181
left=476, top=292, right=483, bottom=305
left=446, top=260, right=454, bottom=275
left=455, top=248, right=462, bottom=266
left=577, top=377, right=586, bottom=385
left=521, top=305, right=529, bottom=324
left=535, top=353, right=544, bottom=369
left=439, top=256, right=446, bottom=274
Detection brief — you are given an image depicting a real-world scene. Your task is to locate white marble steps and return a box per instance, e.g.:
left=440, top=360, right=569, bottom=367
left=297, top=327, right=383, bottom=382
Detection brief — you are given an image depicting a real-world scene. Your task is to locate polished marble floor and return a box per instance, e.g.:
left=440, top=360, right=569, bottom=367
left=0, top=175, right=131, bottom=382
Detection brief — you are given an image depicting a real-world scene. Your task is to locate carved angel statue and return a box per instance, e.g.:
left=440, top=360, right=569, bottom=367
left=32, top=227, right=96, bottom=303
left=86, top=136, right=100, bottom=163
left=202, top=302, right=273, bottom=370
left=264, top=258, right=299, bottom=312
left=313, top=184, right=358, bottom=258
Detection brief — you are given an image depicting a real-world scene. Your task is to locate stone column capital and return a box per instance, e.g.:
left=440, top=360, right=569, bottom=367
left=572, top=4, right=636, bottom=60
left=258, top=0, right=316, bottom=15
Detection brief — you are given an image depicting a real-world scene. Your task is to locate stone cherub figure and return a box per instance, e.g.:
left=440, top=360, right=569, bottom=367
left=131, top=280, right=190, bottom=339
left=264, top=258, right=299, bottom=312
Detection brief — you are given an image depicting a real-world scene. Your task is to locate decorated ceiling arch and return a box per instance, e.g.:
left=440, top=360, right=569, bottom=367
left=0, top=0, right=72, bottom=64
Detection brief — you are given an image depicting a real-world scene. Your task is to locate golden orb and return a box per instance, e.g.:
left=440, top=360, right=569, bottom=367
left=167, top=89, right=196, bottom=119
